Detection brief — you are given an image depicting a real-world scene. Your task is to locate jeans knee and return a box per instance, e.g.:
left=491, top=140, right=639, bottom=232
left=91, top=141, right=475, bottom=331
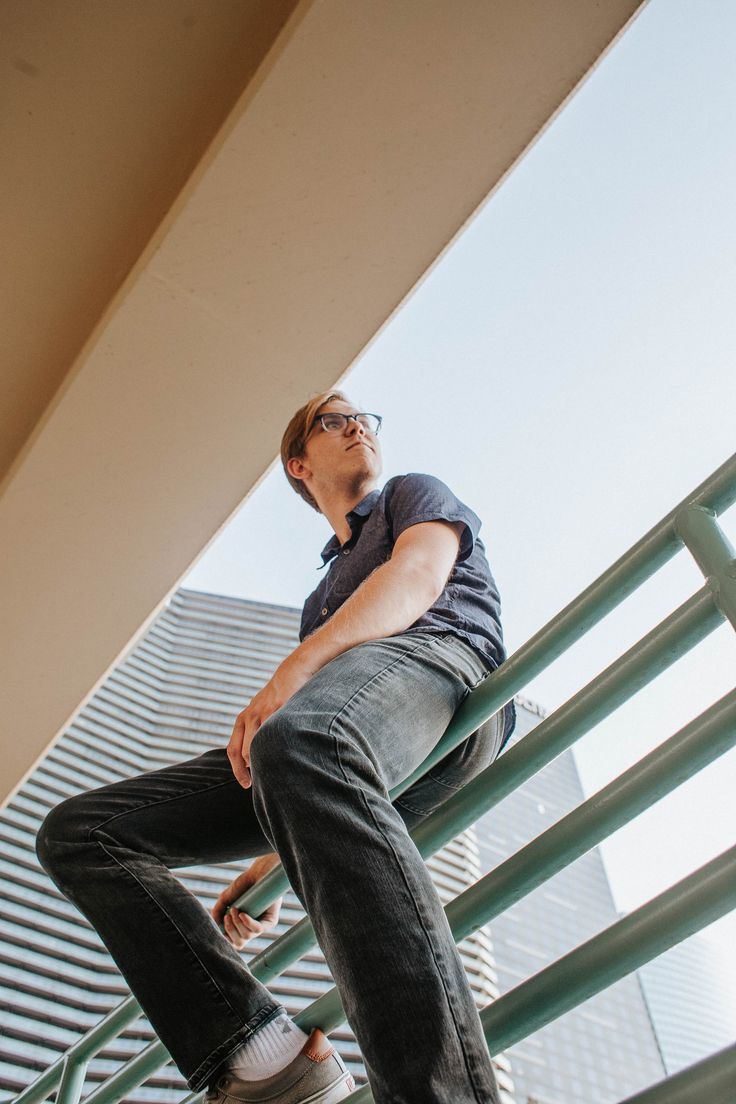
left=35, top=794, right=89, bottom=877
left=249, top=712, right=302, bottom=783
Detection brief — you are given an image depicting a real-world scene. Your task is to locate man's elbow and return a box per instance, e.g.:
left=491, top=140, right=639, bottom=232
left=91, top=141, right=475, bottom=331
left=414, top=559, right=454, bottom=607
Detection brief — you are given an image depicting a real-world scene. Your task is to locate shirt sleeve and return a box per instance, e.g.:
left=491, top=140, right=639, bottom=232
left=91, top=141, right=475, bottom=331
left=386, top=472, right=482, bottom=564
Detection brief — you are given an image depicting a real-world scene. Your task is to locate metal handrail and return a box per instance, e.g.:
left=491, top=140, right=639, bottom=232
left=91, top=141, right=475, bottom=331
left=616, top=1043, right=736, bottom=1104
left=245, top=585, right=721, bottom=989
left=14, top=451, right=736, bottom=1104
left=350, top=846, right=736, bottom=1102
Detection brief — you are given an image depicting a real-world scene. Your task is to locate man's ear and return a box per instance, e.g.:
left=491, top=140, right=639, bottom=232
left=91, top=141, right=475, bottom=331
left=287, top=455, right=310, bottom=481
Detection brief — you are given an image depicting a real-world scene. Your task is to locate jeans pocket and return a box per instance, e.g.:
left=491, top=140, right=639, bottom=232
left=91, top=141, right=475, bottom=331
left=393, top=708, right=506, bottom=825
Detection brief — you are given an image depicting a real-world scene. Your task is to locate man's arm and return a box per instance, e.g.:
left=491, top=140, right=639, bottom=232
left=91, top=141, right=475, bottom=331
left=298, top=518, right=464, bottom=671
left=227, top=519, right=464, bottom=788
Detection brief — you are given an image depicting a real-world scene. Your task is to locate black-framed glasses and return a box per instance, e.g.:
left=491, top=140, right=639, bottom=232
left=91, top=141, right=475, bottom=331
left=310, top=412, right=382, bottom=435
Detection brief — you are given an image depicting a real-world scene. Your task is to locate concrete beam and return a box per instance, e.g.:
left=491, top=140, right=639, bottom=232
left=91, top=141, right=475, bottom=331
left=0, top=0, right=644, bottom=805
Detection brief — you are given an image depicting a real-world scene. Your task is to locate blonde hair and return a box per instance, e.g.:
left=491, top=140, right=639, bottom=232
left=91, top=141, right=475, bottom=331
left=280, top=389, right=353, bottom=512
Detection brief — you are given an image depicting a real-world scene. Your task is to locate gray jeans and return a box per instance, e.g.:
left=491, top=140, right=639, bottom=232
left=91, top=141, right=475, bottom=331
left=36, top=631, right=506, bottom=1103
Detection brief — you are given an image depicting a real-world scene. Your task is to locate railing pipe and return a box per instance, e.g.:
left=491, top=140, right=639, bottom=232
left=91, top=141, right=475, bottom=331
left=239, top=583, right=720, bottom=934
left=75, top=1042, right=170, bottom=1104
left=447, top=688, right=736, bottom=943
left=348, top=849, right=736, bottom=1103
left=480, top=846, right=736, bottom=1054
left=675, top=504, right=736, bottom=628
left=13, top=998, right=143, bottom=1104
left=226, top=456, right=736, bottom=921
left=54, top=1057, right=88, bottom=1104
left=412, top=584, right=721, bottom=858
left=676, top=449, right=736, bottom=516
left=616, top=1043, right=736, bottom=1104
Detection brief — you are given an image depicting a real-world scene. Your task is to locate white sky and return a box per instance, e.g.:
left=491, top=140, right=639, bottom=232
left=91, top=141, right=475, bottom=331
left=183, top=0, right=736, bottom=1000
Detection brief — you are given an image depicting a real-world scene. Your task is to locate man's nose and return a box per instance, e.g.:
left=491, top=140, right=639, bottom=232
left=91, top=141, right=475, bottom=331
left=345, top=416, right=365, bottom=437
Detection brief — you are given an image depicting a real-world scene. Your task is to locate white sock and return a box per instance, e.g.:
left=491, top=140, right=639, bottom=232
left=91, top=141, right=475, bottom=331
left=227, top=1012, right=309, bottom=1081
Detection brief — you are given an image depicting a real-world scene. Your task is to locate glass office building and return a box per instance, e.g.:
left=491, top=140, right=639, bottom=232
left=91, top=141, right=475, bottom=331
left=638, top=933, right=736, bottom=1075
left=0, top=589, right=514, bottom=1103
left=473, top=705, right=667, bottom=1104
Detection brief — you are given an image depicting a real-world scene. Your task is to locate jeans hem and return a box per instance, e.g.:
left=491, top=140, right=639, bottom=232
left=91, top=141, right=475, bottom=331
left=186, top=1002, right=287, bottom=1092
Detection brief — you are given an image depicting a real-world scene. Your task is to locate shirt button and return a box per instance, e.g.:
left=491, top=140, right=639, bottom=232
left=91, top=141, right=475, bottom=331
left=343, top=548, right=350, bottom=555
left=321, top=607, right=328, bottom=616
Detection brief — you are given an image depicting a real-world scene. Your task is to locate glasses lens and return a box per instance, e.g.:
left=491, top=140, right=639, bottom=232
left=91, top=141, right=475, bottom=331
left=320, top=414, right=346, bottom=431
left=356, top=414, right=380, bottom=433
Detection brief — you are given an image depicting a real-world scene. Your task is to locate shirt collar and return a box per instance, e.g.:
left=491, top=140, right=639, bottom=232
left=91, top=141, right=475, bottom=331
left=319, top=488, right=381, bottom=564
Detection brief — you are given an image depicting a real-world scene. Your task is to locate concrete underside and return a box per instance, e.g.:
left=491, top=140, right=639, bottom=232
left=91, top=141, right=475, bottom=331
left=0, top=0, right=644, bottom=805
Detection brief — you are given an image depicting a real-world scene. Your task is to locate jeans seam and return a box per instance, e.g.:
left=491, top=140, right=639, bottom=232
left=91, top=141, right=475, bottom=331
left=330, top=642, right=488, bottom=1103
left=83, top=776, right=238, bottom=842
left=393, top=794, right=432, bottom=816
left=91, top=831, right=265, bottom=1048
left=426, top=771, right=463, bottom=791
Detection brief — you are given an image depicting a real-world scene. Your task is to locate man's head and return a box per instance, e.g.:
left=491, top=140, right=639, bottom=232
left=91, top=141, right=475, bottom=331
left=281, top=390, right=383, bottom=513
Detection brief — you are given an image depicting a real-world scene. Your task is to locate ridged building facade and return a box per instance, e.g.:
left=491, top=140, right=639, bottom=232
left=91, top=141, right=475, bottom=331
left=0, top=589, right=515, bottom=1103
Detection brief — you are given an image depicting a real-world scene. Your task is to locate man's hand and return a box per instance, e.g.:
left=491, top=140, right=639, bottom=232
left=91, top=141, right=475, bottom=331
left=211, top=853, right=283, bottom=949
left=227, top=653, right=316, bottom=789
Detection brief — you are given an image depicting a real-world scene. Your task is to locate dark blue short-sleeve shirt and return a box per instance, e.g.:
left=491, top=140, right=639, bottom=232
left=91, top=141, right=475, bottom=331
left=300, top=472, right=516, bottom=745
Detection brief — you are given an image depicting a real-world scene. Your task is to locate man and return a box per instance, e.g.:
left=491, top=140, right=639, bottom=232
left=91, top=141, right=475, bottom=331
left=36, top=389, right=515, bottom=1104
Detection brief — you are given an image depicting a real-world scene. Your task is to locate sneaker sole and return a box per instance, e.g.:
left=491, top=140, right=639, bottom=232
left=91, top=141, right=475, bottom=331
left=298, top=1071, right=354, bottom=1102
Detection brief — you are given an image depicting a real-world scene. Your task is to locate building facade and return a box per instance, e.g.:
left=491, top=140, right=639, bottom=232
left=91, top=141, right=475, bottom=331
left=472, top=704, right=667, bottom=1104
left=638, top=933, right=736, bottom=1076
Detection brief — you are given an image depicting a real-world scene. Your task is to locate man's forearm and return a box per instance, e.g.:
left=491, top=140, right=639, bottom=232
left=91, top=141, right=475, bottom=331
left=291, top=557, right=441, bottom=675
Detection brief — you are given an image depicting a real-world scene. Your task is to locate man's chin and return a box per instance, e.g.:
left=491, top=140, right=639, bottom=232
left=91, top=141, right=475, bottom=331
left=348, top=449, right=379, bottom=471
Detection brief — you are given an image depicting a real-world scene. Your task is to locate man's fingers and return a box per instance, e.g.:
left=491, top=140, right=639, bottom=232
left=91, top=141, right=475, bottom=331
left=213, top=881, right=248, bottom=924
left=234, top=763, right=252, bottom=789
left=229, top=715, right=244, bottom=753
left=212, top=895, right=235, bottom=924
left=224, top=908, right=263, bottom=946
left=260, top=898, right=282, bottom=927
left=226, top=746, right=252, bottom=789
left=227, top=711, right=258, bottom=790
left=232, top=909, right=262, bottom=936
left=223, top=910, right=247, bottom=948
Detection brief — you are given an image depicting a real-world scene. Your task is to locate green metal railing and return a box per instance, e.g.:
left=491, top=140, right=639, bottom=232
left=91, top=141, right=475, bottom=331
left=15, top=452, right=736, bottom=1104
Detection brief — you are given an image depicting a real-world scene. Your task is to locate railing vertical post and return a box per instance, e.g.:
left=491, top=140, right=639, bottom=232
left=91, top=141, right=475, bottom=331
left=55, top=1055, right=88, bottom=1104
left=675, top=504, right=736, bottom=628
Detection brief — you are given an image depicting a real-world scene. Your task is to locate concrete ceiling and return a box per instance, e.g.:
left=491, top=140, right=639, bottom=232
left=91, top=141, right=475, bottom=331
left=1, top=0, right=300, bottom=484
left=0, top=0, right=645, bottom=805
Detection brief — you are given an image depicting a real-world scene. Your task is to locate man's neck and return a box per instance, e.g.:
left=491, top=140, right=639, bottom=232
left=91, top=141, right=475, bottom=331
left=318, top=480, right=379, bottom=546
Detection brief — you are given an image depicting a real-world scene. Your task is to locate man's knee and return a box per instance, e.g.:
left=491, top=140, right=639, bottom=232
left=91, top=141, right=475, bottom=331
left=35, top=794, right=88, bottom=877
left=249, top=711, right=306, bottom=784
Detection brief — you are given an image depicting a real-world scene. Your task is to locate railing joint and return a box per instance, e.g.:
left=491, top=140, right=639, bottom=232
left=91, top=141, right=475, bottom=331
left=674, top=502, right=736, bottom=629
